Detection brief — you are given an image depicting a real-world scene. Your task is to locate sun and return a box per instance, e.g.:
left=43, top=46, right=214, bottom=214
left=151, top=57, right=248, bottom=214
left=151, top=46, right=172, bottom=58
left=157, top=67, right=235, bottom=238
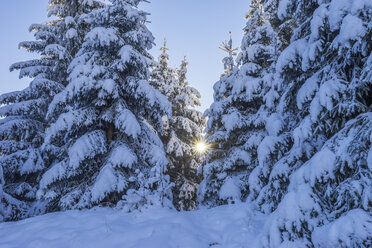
left=194, top=140, right=209, bottom=155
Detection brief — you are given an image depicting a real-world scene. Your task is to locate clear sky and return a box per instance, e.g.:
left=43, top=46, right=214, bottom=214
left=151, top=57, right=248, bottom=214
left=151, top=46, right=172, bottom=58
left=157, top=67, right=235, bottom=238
left=0, top=0, right=249, bottom=111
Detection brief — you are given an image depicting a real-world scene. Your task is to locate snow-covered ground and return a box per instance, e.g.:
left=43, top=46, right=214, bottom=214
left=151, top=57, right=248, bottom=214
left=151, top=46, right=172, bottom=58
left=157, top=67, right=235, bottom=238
left=0, top=204, right=266, bottom=248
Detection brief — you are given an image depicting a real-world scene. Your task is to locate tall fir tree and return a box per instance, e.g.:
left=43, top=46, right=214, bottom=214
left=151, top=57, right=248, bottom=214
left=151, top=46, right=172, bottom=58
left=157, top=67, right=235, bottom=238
left=37, top=0, right=173, bottom=212
left=151, top=43, right=204, bottom=211
left=255, top=0, right=372, bottom=246
left=199, top=0, right=281, bottom=207
left=0, top=0, right=103, bottom=222
left=166, top=56, right=204, bottom=211
left=242, top=0, right=295, bottom=212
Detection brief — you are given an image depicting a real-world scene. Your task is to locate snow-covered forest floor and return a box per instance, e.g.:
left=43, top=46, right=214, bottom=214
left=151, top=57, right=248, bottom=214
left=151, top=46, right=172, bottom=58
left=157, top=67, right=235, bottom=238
left=0, top=204, right=266, bottom=248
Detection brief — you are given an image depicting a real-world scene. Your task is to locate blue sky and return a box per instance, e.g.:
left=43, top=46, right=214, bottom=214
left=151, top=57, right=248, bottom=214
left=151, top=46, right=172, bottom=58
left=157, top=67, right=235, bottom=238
left=0, top=0, right=249, bottom=111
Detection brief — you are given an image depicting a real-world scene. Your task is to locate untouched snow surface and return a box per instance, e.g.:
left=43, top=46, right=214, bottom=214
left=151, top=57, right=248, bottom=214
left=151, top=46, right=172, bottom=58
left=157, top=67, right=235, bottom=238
left=0, top=204, right=266, bottom=248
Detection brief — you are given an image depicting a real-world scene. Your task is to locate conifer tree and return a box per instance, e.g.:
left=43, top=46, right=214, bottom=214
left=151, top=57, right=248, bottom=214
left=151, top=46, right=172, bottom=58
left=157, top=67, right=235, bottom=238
left=167, top=57, right=204, bottom=211
left=255, top=0, right=372, bottom=246
left=151, top=43, right=204, bottom=211
left=199, top=1, right=280, bottom=207
left=37, top=0, right=173, bottom=212
left=242, top=0, right=295, bottom=211
left=0, top=0, right=103, bottom=221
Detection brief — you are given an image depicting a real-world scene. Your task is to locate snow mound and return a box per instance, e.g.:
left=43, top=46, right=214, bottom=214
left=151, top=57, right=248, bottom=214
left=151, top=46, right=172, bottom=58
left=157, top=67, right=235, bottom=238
left=0, top=204, right=266, bottom=248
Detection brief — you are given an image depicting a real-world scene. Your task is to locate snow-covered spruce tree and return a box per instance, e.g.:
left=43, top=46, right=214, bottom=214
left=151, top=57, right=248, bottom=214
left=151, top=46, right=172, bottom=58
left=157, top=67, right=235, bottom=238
left=0, top=0, right=103, bottom=222
left=254, top=0, right=372, bottom=246
left=166, top=57, right=204, bottom=211
left=198, top=1, right=281, bottom=207
left=38, top=0, right=173, bottom=212
left=150, top=43, right=204, bottom=211
left=240, top=0, right=298, bottom=212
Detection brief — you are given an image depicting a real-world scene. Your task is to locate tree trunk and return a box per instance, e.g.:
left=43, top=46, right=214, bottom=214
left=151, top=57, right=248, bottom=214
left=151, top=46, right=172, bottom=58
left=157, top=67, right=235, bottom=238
left=106, top=123, right=115, bottom=142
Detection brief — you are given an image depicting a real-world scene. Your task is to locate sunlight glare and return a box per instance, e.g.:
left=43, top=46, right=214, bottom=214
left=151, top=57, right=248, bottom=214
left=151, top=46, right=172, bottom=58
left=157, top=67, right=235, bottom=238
left=195, top=141, right=209, bottom=154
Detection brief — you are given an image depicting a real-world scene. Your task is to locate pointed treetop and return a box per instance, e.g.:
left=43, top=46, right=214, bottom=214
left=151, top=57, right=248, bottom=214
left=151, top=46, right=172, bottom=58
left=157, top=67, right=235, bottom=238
left=157, top=38, right=170, bottom=69
left=178, top=55, right=189, bottom=86
left=160, top=39, right=169, bottom=54
left=181, top=56, right=188, bottom=66
left=219, top=32, right=238, bottom=75
left=219, top=32, right=238, bottom=58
